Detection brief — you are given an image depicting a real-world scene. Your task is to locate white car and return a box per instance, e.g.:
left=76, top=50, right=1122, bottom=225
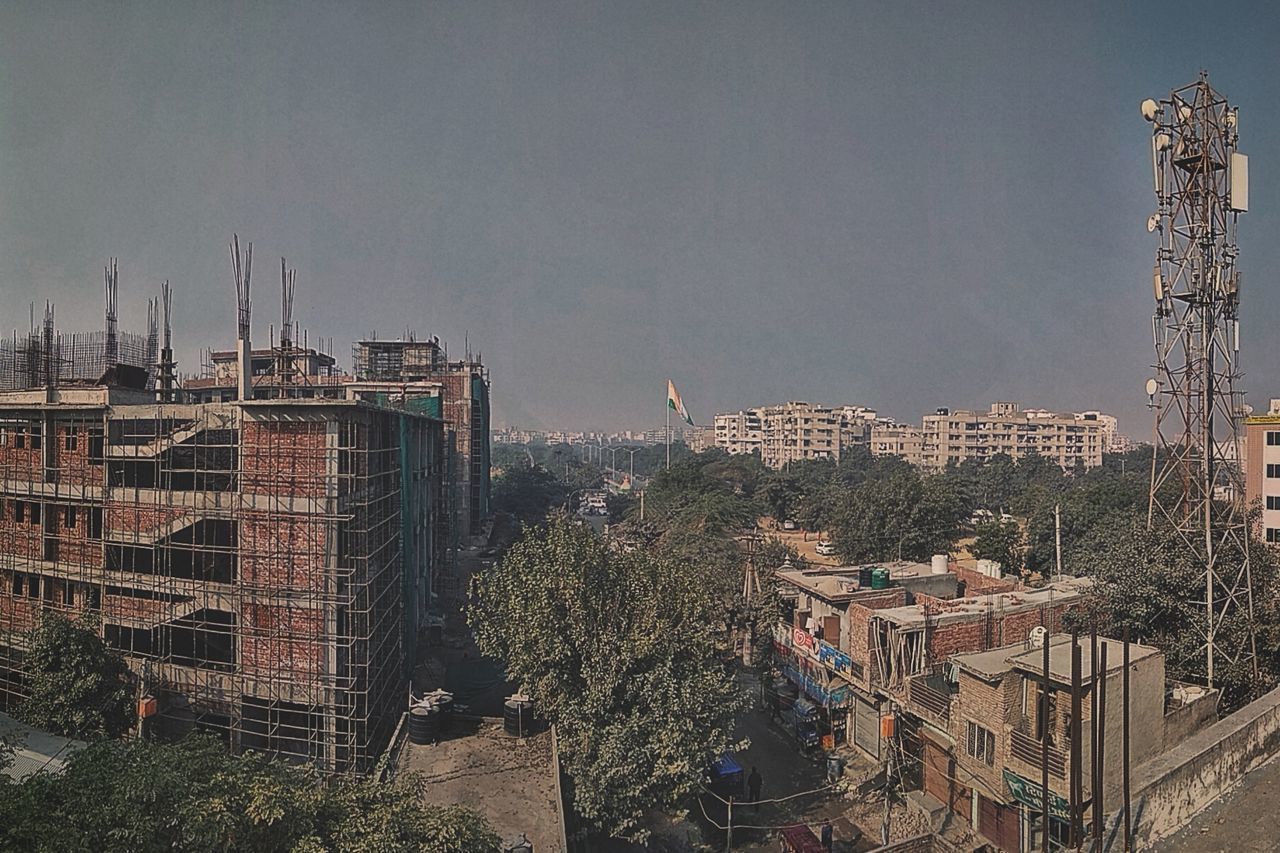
left=782, top=520, right=797, bottom=531
left=816, top=540, right=836, bottom=556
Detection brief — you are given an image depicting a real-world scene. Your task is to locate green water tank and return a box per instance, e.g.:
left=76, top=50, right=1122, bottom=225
left=871, top=567, right=890, bottom=589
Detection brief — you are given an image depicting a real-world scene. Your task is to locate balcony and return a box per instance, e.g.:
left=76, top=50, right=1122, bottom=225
left=908, top=674, right=952, bottom=721
left=1009, top=728, right=1065, bottom=779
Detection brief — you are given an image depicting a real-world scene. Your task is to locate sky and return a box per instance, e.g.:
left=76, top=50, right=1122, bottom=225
left=2, top=2, right=1280, bottom=435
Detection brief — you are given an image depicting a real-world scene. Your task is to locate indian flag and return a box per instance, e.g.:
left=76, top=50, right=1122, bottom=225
left=667, top=380, right=693, bottom=426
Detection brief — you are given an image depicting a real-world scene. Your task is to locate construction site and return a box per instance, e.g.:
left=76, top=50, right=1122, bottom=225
left=0, top=240, right=489, bottom=773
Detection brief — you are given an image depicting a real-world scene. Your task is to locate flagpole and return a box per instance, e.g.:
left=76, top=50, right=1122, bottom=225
left=665, top=391, right=671, bottom=471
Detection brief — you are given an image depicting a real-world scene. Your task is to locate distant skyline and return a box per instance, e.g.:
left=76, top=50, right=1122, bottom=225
left=3, top=2, right=1280, bottom=435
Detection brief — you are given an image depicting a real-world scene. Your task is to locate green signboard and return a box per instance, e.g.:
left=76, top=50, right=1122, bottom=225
left=1003, top=770, right=1075, bottom=820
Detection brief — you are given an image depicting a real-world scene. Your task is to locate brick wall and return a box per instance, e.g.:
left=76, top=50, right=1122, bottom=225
left=241, top=603, right=324, bottom=681
left=54, top=424, right=104, bottom=488
left=0, top=428, right=41, bottom=482
left=241, top=421, right=328, bottom=498
left=0, top=501, right=43, bottom=561
left=0, top=590, right=41, bottom=632
left=106, top=503, right=188, bottom=538
left=950, top=670, right=1018, bottom=799
left=952, top=564, right=1020, bottom=596
left=240, top=512, right=328, bottom=591
left=103, top=593, right=171, bottom=623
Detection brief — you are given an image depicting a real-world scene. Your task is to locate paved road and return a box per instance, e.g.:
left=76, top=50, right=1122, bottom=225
left=1149, top=753, right=1280, bottom=852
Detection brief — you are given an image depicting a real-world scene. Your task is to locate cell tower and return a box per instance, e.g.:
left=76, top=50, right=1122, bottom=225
left=1143, top=72, right=1255, bottom=689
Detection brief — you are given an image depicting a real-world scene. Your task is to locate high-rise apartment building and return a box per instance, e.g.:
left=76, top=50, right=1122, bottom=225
left=1244, top=399, right=1280, bottom=542
left=918, top=402, right=1103, bottom=470
left=711, top=402, right=877, bottom=469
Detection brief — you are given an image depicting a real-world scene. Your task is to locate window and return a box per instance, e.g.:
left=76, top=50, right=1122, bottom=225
left=29, top=424, right=40, bottom=450
left=11, top=574, right=22, bottom=596
left=14, top=427, right=24, bottom=449
left=64, top=506, right=76, bottom=530
left=1268, top=464, right=1280, bottom=479
left=1268, top=528, right=1280, bottom=544
left=29, top=502, right=40, bottom=524
left=64, top=431, right=78, bottom=452
left=1269, top=496, right=1280, bottom=511
left=25, top=576, right=38, bottom=599
left=1268, top=431, right=1280, bottom=446
left=967, top=720, right=995, bottom=766
left=14, top=502, right=24, bottom=524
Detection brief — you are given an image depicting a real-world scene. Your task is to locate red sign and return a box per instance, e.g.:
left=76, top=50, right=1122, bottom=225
left=792, top=627, right=814, bottom=651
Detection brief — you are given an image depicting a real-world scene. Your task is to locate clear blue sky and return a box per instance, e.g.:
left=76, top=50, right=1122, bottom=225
left=2, top=1, right=1278, bottom=435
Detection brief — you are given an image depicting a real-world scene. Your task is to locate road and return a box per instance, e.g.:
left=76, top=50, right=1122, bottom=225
left=1149, top=753, right=1280, bottom=853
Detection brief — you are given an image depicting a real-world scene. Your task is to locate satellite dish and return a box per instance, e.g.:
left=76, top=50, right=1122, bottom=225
left=1147, top=214, right=1160, bottom=233
left=1140, top=98, right=1160, bottom=121
left=1029, top=625, right=1048, bottom=648
left=1145, top=378, right=1159, bottom=397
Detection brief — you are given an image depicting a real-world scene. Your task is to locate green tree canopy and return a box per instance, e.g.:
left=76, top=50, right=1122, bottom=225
left=19, top=612, right=134, bottom=740
left=468, top=518, right=742, bottom=841
left=0, top=735, right=499, bottom=853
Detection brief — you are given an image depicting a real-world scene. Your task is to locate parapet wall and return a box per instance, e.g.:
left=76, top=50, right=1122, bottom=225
left=1111, top=686, right=1280, bottom=850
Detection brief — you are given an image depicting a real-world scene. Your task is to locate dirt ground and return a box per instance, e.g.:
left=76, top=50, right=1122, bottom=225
left=400, top=719, right=561, bottom=851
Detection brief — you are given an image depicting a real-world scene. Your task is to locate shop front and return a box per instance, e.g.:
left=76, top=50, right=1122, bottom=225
left=1003, top=769, right=1073, bottom=852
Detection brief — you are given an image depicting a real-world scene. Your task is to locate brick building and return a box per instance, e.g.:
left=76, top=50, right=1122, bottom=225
left=353, top=339, right=491, bottom=543
left=0, top=384, right=446, bottom=772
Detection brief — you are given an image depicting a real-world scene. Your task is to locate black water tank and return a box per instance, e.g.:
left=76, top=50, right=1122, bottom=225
left=408, top=705, right=440, bottom=745
left=504, top=697, right=534, bottom=737
left=858, top=567, right=874, bottom=588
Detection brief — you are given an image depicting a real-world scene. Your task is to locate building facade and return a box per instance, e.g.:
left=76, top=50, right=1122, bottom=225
left=353, top=339, right=491, bottom=543
left=1244, top=399, right=1280, bottom=541
left=918, top=402, right=1104, bottom=471
left=0, top=385, right=445, bottom=772
left=712, top=402, right=878, bottom=469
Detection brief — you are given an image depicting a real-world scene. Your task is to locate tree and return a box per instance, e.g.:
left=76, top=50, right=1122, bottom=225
left=1071, top=511, right=1280, bottom=710
left=828, top=469, right=967, bottom=563
left=971, top=519, right=1024, bottom=576
left=468, top=518, right=741, bottom=841
left=0, top=735, right=501, bottom=853
left=491, top=465, right=566, bottom=524
left=19, top=612, right=134, bottom=740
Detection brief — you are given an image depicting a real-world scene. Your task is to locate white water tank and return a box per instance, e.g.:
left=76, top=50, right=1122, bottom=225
left=976, top=559, right=1002, bottom=578
left=931, top=554, right=948, bottom=575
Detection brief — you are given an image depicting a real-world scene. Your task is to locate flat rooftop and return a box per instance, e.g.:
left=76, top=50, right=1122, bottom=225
left=869, top=577, right=1093, bottom=628
left=0, top=711, right=85, bottom=780
left=952, top=634, right=1160, bottom=684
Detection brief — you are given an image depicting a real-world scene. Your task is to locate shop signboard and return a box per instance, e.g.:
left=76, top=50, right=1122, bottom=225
left=1002, top=770, right=1073, bottom=820
left=818, top=640, right=852, bottom=674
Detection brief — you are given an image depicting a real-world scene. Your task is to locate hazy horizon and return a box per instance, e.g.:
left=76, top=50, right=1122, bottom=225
left=3, top=2, right=1280, bottom=436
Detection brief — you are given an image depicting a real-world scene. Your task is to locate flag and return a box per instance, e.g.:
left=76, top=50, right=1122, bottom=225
left=667, top=380, right=693, bottom=426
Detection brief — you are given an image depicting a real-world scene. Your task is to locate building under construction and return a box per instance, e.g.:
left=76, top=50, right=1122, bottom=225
left=352, top=338, right=490, bottom=543
left=0, top=246, right=449, bottom=772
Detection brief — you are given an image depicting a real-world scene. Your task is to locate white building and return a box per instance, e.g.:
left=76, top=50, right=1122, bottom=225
left=917, top=402, right=1104, bottom=471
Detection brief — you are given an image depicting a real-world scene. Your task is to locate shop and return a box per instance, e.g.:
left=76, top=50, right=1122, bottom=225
left=1003, top=770, right=1073, bottom=852
left=772, top=624, right=852, bottom=748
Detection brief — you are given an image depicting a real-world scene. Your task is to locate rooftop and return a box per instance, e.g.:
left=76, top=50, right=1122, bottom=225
left=776, top=560, right=939, bottom=602
left=0, top=711, right=85, bottom=781
left=952, top=634, right=1161, bottom=684
left=870, top=577, right=1093, bottom=628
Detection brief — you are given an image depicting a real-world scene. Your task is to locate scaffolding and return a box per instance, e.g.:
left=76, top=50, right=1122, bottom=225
left=0, top=329, right=153, bottom=392
left=0, top=395, right=442, bottom=772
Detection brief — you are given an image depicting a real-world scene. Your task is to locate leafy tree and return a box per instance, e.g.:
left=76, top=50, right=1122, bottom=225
left=828, top=469, right=967, bottom=563
left=468, top=518, right=742, bottom=841
left=1071, top=511, right=1280, bottom=710
left=0, top=735, right=500, bottom=853
left=19, top=612, right=134, bottom=740
left=971, top=519, right=1024, bottom=575
left=491, top=465, right=566, bottom=524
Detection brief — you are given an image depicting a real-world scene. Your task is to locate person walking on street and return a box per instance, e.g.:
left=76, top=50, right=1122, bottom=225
left=821, top=818, right=834, bottom=852
left=747, top=766, right=762, bottom=813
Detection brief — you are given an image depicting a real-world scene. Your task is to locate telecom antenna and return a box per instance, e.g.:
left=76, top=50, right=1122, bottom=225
left=1143, top=72, right=1256, bottom=690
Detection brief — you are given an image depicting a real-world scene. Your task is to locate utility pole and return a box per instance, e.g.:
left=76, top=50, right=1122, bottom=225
left=725, top=796, right=733, bottom=852
left=1055, top=503, right=1063, bottom=577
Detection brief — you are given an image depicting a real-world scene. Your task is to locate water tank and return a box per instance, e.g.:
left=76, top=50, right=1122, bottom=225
left=871, top=567, right=890, bottom=590
left=858, top=567, right=874, bottom=588
left=408, top=704, right=440, bottom=745
left=931, top=554, right=948, bottom=575
left=504, top=696, right=534, bottom=737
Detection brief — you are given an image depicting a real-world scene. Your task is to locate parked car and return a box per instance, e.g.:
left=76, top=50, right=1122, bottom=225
left=782, top=520, right=797, bottom=531
left=815, top=540, right=836, bottom=556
